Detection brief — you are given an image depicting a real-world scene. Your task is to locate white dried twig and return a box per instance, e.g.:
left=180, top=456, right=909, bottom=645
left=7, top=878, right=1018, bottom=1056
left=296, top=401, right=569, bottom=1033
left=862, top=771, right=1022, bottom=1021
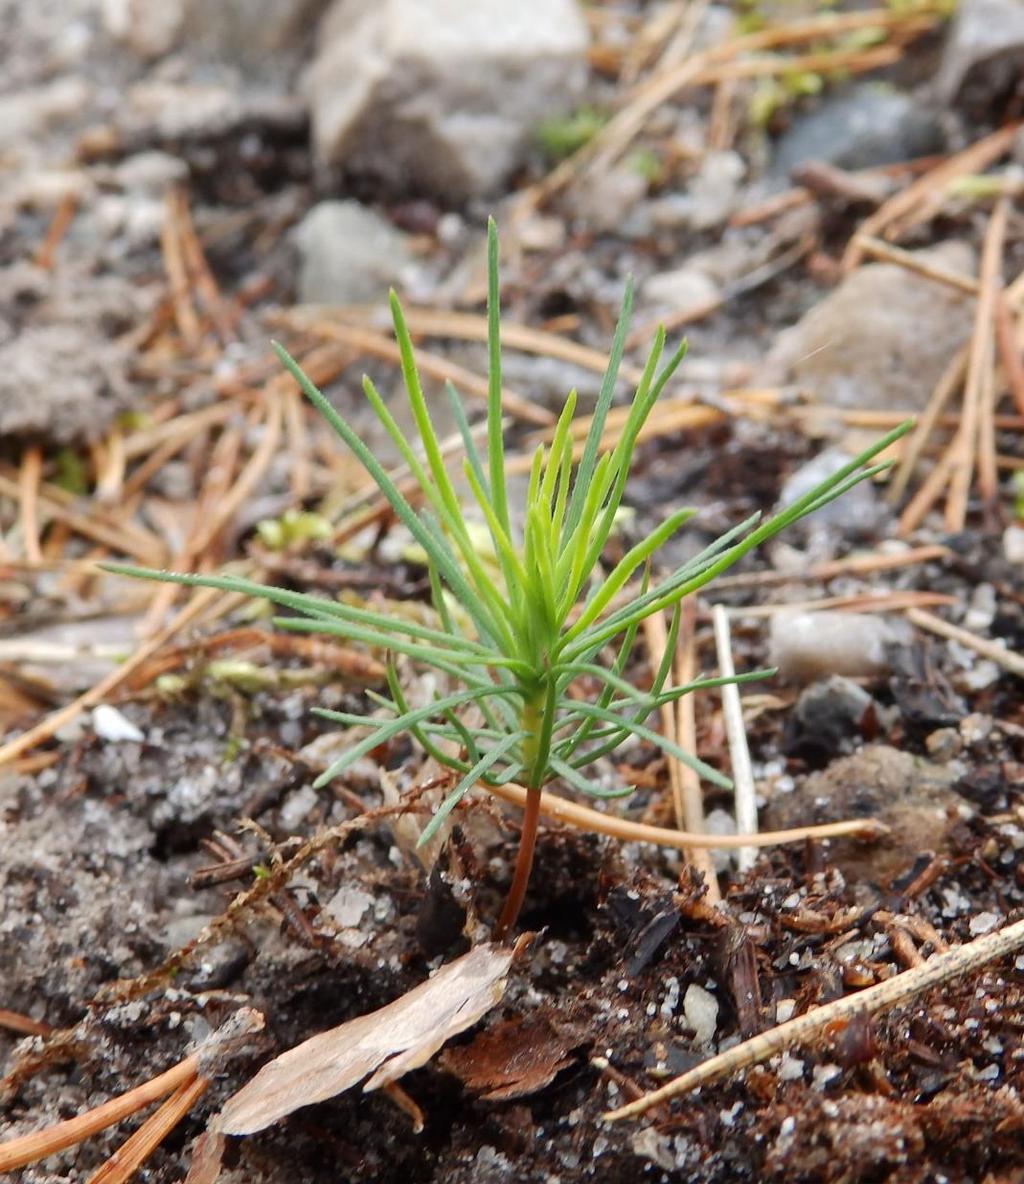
left=712, top=605, right=757, bottom=871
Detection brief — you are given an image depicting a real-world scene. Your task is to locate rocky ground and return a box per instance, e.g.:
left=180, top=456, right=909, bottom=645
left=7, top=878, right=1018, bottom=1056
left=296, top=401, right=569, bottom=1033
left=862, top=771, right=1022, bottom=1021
left=1, top=1, right=1024, bottom=1181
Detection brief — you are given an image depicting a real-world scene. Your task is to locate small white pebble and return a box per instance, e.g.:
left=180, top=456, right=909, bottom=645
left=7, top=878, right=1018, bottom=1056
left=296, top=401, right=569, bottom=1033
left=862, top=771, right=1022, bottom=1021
left=969, top=912, right=1003, bottom=936
left=776, top=999, right=797, bottom=1023
left=812, top=1063, right=842, bottom=1091
left=683, top=983, right=719, bottom=1046
left=92, top=704, right=144, bottom=743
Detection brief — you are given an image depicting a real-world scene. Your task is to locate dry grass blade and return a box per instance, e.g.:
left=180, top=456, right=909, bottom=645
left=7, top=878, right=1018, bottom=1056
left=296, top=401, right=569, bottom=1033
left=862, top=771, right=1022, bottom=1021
left=216, top=943, right=517, bottom=1136
left=604, top=914, right=1024, bottom=1121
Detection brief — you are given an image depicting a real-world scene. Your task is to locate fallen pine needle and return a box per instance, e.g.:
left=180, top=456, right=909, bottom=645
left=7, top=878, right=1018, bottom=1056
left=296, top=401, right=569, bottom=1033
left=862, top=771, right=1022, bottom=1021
left=0, top=1059, right=198, bottom=1173
left=86, top=1077, right=209, bottom=1184
left=485, top=782, right=887, bottom=849
left=642, top=605, right=720, bottom=900
left=907, top=607, right=1024, bottom=679
left=0, top=1010, right=263, bottom=1174
left=604, top=912, right=1024, bottom=1121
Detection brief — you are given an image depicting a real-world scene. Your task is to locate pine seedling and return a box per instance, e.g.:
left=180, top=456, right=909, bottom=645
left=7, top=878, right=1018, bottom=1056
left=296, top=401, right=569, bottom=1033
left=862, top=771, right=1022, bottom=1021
left=105, top=219, right=910, bottom=937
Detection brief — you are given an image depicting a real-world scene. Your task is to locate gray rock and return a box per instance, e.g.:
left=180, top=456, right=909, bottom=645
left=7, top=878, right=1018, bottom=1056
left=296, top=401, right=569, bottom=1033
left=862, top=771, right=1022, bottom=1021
left=763, top=744, right=963, bottom=885
left=294, top=200, right=413, bottom=304
left=641, top=266, right=721, bottom=311
left=766, top=242, right=975, bottom=411
left=777, top=447, right=884, bottom=539
left=935, top=0, right=1024, bottom=113
left=308, top=0, right=589, bottom=199
left=0, top=324, right=130, bottom=444
left=106, top=0, right=328, bottom=74
left=773, top=85, right=944, bottom=175
left=769, top=610, right=911, bottom=684
left=783, top=675, right=875, bottom=763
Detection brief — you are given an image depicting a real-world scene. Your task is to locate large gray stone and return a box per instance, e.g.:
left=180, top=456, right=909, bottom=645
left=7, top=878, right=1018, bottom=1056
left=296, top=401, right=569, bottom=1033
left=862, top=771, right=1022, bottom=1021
left=766, top=242, right=975, bottom=411
left=294, top=200, right=412, bottom=304
left=935, top=0, right=1024, bottom=113
left=105, top=0, right=328, bottom=73
left=773, top=85, right=944, bottom=175
left=308, top=0, right=589, bottom=200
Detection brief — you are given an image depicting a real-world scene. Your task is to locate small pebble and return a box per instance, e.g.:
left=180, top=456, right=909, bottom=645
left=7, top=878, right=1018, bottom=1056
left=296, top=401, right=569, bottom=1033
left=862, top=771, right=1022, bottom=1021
left=92, top=704, right=145, bottom=743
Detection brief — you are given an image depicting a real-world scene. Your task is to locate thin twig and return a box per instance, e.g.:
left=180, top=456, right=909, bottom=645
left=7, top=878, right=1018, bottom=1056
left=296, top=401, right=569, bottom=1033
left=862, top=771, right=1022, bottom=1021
left=906, top=607, right=1024, bottom=678
left=604, top=913, right=1024, bottom=1121
left=712, top=606, right=757, bottom=872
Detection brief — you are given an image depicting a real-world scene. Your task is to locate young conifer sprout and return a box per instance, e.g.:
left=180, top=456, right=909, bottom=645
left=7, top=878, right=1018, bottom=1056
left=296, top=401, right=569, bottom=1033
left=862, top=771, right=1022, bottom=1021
left=106, top=219, right=911, bottom=938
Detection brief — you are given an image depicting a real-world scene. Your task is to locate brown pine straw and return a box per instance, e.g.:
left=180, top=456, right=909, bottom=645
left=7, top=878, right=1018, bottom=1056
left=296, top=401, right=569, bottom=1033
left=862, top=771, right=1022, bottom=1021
left=524, top=7, right=939, bottom=210
left=851, top=234, right=980, bottom=296
left=488, top=782, right=886, bottom=851
left=891, top=347, right=968, bottom=509
left=18, top=444, right=44, bottom=565
left=85, top=1077, right=210, bottom=1184
left=280, top=305, right=648, bottom=391
left=0, top=585, right=235, bottom=770
left=0, top=1009, right=53, bottom=1038
left=0, top=469, right=165, bottom=566
left=719, top=589, right=956, bottom=618
left=642, top=604, right=721, bottom=902
left=93, top=425, right=127, bottom=506
left=945, top=197, right=1007, bottom=532
left=995, top=291, right=1024, bottom=416
left=173, top=187, right=235, bottom=344
left=293, top=318, right=555, bottom=427
left=907, top=607, right=1024, bottom=679
left=33, top=189, right=78, bottom=270
left=0, top=1058, right=198, bottom=1172
left=160, top=191, right=201, bottom=348
left=842, top=122, right=1020, bottom=270
left=711, top=543, right=949, bottom=591
left=604, top=913, right=1024, bottom=1122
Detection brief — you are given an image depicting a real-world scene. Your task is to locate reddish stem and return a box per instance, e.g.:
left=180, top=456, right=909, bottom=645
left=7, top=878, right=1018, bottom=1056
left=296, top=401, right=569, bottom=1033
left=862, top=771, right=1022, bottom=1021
left=493, top=785, right=542, bottom=940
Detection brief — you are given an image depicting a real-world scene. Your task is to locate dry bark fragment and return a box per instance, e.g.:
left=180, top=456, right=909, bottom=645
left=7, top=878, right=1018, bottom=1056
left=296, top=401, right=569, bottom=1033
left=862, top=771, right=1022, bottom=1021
left=215, top=942, right=516, bottom=1136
